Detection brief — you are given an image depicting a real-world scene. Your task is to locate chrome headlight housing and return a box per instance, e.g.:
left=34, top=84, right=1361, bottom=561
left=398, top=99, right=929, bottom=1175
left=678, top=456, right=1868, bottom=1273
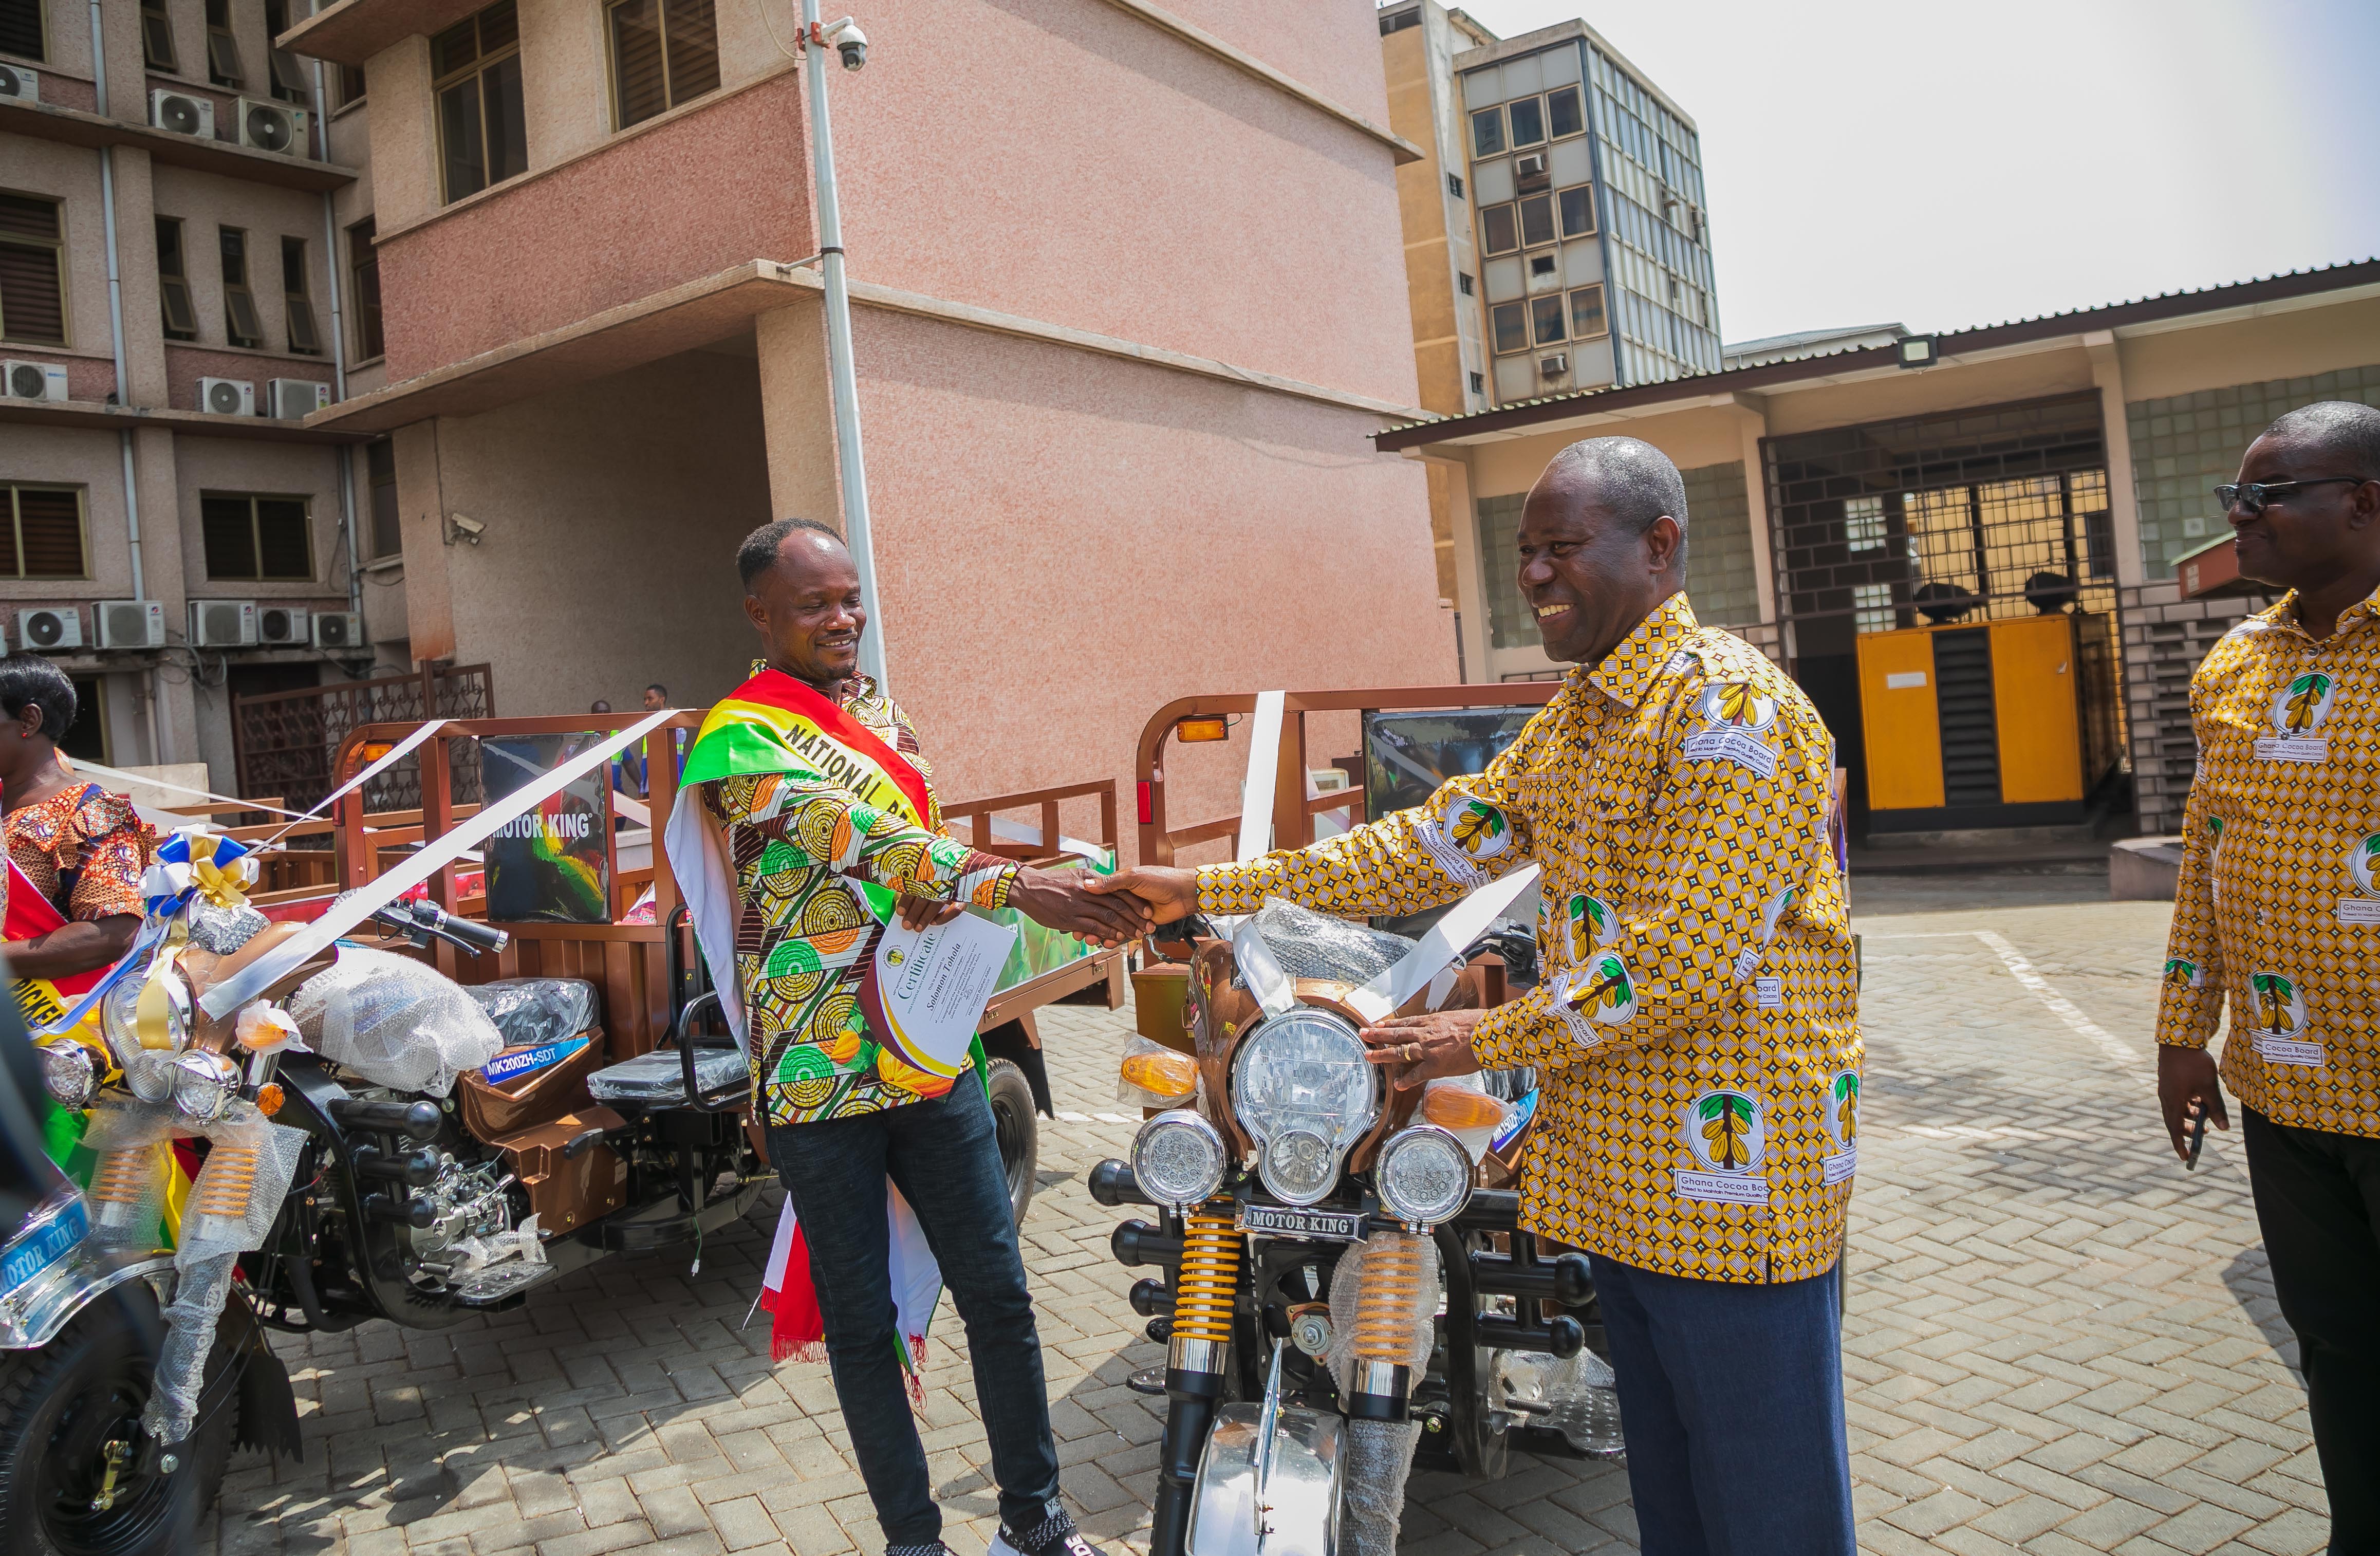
left=36, top=1041, right=94, bottom=1110
left=102, top=969, right=188, bottom=1069
left=1375, top=1124, right=1474, bottom=1227
left=1231, top=1006, right=1378, bottom=1207
left=169, top=1050, right=241, bottom=1124
left=1130, top=1108, right=1228, bottom=1210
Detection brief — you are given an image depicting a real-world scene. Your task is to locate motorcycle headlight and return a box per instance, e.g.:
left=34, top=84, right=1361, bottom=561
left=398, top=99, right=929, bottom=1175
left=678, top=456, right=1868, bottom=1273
left=102, top=970, right=188, bottom=1067
left=37, top=1041, right=94, bottom=1110
left=1375, top=1124, right=1474, bottom=1227
left=1130, top=1109, right=1227, bottom=1210
left=170, top=1050, right=241, bottom=1124
left=1231, top=1007, right=1378, bottom=1207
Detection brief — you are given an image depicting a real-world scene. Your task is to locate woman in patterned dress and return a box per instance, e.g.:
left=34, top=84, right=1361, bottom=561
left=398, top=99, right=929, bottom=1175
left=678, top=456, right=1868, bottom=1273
left=0, top=655, right=154, bottom=982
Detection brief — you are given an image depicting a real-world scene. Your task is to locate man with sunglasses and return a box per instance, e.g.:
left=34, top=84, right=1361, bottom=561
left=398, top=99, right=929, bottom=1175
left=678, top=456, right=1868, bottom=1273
left=2155, top=399, right=2380, bottom=1553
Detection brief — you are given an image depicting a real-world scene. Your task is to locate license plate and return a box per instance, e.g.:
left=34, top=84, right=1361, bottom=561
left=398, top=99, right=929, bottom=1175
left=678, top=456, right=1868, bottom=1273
left=1237, top=1204, right=1365, bottom=1243
left=1, top=1194, right=88, bottom=1296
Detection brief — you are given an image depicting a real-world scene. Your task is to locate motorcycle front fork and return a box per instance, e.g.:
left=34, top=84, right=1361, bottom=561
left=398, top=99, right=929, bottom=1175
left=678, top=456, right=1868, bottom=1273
left=1147, top=1219, right=1424, bottom=1556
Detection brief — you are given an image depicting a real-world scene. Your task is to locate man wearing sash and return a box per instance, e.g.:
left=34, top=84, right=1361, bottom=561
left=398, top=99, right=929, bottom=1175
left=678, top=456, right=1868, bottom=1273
left=673, top=520, right=1147, bottom=1556
left=0, top=656, right=155, bottom=1032
left=1095, top=439, right=1861, bottom=1556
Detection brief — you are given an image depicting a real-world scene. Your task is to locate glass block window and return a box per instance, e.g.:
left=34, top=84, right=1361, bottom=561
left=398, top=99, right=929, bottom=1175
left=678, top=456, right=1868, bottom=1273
left=1474, top=492, right=1532, bottom=649
left=2125, top=362, right=2380, bottom=570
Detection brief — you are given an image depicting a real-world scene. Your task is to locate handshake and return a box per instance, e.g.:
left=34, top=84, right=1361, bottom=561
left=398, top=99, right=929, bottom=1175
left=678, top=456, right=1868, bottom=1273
left=992, top=863, right=1203, bottom=949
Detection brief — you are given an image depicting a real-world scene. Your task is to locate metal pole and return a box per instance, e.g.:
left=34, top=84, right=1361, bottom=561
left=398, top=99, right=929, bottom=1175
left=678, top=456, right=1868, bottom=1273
left=801, top=0, right=887, bottom=690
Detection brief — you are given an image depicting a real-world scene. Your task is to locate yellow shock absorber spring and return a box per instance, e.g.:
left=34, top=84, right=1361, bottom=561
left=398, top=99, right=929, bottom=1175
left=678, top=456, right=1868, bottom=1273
left=1351, top=1230, right=1425, bottom=1362
left=89, top=1147, right=155, bottom=1208
left=1170, top=1205, right=1241, bottom=1345
left=194, top=1144, right=262, bottom=1222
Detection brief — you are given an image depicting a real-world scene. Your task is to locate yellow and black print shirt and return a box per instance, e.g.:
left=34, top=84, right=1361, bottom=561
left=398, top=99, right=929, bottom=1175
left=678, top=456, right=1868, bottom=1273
left=2156, top=587, right=2380, bottom=1138
left=700, top=682, right=1017, bottom=1127
left=1197, top=596, right=1861, bottom=1283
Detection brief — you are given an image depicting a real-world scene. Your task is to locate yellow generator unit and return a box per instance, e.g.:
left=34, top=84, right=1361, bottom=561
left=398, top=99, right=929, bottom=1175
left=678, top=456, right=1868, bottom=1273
left=1855, top=614, right=2090, bottom=821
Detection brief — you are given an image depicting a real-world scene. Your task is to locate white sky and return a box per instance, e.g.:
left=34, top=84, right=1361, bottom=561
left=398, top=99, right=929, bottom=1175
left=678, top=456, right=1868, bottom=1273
left=1447, top=0, right=2380, bottom=345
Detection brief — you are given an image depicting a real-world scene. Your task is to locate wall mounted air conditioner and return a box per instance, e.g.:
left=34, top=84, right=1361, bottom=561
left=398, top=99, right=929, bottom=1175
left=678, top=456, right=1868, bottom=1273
left=190, top=600, right=257, bottom=647
left=311, top=611, right=362, bottom=650
left=266, top=378, right=330, bottom=418
left=235, top=96, right=308, bottom=155
left=0, top=63, right=39, bottom=103
left=1514, top=152, right=1549, bottom=187
left=2, top=360, right=68, bottom=402
left=95, top=600, right=166, bottom=650
left=199, top=377, right=255, bottom=416
left=1539, top=354, right=1570, bottom=377
left=150, top=88, right=215, bottom=139
left=16, top=608, right=81, bottom=652
left=256, top=604, right=309, bottom=645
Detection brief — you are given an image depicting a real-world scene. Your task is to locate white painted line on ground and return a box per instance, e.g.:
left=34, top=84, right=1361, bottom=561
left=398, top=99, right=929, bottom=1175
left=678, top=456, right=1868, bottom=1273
left=1056, top=1110, right=1092, bottom=1122
left=1972, top=929, right=2154, bottom=1082
left=1092, top=1112, right=1134, bottom=1124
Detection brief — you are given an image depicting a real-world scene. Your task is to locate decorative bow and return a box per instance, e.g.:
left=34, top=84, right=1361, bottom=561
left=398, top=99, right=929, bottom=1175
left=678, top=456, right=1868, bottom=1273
left=143, top=827, right=260, bottom=914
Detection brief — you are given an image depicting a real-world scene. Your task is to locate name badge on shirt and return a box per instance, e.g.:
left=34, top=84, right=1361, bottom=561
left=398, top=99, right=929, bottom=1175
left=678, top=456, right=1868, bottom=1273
left=2253, top=735, right=2327, bottom=764
left=1753, top=976, right=1784, bottom=1010
left=2253, top=1033, right=2326, bottom=1068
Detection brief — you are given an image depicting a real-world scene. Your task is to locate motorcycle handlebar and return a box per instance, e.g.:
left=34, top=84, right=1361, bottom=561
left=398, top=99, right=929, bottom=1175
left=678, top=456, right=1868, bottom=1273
left=370, top=900, right=509, bottom=956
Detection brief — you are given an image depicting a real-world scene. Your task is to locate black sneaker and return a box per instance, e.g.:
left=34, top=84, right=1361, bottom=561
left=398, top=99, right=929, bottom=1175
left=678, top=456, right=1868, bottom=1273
left=886, top=1543, right=953, bottom=1556
left=989, top=1512, right=1104, bottom=1556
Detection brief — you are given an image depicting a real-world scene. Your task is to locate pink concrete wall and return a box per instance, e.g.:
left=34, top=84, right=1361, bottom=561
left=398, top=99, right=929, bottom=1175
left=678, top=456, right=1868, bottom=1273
left=375, top=75, right=814, bottom=380
left=1164, top=0, right=1392, bottom=122
left=835, top=0, right=1420, bottom=407
left=849, top=308, right=1451, bottom=853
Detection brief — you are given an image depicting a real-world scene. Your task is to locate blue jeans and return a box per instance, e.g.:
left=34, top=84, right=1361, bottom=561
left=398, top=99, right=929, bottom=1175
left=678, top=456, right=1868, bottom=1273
left=1589, top=1253, right=1855, bottom=1556
left=767, top=1082, right=1063, bottom=1546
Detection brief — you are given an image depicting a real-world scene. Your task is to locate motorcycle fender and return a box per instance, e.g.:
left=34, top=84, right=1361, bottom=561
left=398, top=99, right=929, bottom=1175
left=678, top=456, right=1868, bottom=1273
left=221, top=1293, right=304, bottom=1462
left=0, top=1246, right=174, bottom=1352
left=1185, top=1403, right=1342, bottom=1556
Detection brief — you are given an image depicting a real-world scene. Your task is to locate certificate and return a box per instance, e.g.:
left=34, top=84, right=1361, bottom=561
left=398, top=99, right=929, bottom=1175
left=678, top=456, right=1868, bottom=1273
left=866, top=911, right=1020, bottom=1079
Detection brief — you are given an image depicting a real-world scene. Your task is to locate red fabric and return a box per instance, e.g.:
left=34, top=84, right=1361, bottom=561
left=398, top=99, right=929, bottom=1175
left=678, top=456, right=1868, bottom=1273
left=761, top=1221, right=826, bottom=1364
left=4, top=857, right=106, bottom=996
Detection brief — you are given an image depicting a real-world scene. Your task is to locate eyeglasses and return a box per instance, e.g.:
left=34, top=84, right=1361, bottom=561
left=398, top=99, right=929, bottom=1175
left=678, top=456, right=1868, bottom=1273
left=2214, top=476, right=2373, bottom=515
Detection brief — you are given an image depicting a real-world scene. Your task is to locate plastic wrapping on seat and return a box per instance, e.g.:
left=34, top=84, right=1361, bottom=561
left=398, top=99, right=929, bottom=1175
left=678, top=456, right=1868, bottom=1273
left=184, top=899, right=270, bottom=955
left=464, top=977, right=600, bottom=1051
left=287, top=947, right=505, bottom=1095
left=1249, top=898, right=1414, bottom=986
left=586, top=1045, right=750, bottom=1104
left=1340, top=1417, right=1421, bottom=1556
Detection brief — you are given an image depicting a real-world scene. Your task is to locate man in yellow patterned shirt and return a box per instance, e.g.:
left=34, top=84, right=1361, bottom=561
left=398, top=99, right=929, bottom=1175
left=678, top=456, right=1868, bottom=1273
left=1098, top=438, right=1861, bottom=1556
left=2155, top=401, right=2380, bottom=1548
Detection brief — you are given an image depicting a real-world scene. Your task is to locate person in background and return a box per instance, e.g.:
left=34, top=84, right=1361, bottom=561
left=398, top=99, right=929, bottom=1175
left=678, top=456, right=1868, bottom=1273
left=589, top=698, right=642, bottom=798
left=0, top=655, right=155, bottom=984
left=2155, top=400, right=2380, bottom=1552
left=640, top=683, right=689, bottom=796
left=1093, top=437, right=1862, bottom=1556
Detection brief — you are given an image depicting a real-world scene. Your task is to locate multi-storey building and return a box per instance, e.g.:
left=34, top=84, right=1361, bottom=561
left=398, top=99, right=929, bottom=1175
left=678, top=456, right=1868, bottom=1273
left=0, top=0, right=373, bottom=787
left=1379, top=0, right=1720, bottom=630
left=6, top=1, right=1453, bottom=818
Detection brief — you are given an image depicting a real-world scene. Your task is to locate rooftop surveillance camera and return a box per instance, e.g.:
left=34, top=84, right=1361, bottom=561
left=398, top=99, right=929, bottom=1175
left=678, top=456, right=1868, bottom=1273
left=445, top=512, right=486, bottom=545
left=825, top=18, right=867, bottom=69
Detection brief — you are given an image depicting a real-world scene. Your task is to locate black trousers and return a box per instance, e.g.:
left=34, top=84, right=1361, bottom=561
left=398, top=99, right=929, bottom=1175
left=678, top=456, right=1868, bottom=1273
left=2242, top=1107, right=2380, bottom=1554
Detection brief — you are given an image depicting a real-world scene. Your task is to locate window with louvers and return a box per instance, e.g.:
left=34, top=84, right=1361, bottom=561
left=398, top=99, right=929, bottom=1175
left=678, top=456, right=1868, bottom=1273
left=608, top=0, right=719, bottom=129
left=1, top=486, right=88, bottom=579
left=0, top=193, right=67, bottom=346
left=0, top=0, right=44, bottom=61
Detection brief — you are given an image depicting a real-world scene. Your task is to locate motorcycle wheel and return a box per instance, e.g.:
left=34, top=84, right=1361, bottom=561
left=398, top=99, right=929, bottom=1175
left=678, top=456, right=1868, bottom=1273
left=0, top=1284, right=235, bottom=1556
left=987, top=1057, right=1038, bottom=1227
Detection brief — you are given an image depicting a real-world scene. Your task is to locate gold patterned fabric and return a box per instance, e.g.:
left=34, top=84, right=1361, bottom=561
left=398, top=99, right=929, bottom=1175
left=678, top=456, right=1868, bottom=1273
left=1197, top=596, right=1861, bottom=1283
left=699, top=679, right=1018, bottom=1127
left=2155, top=587, right=2380, bottom=1138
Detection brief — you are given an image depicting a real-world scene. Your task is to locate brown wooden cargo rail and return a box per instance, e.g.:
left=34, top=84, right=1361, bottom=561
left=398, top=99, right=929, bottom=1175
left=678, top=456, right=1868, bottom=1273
left=305, top=713, right=1124, bottom=1062
left=1133, top=684, right=1561, bottom=865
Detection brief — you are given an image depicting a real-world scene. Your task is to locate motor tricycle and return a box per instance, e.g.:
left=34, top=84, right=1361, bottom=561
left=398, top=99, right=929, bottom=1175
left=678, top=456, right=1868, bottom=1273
left=0, top=712, right=1123, bottom=1554
left=1091, top=900, right=1626, bottom=1556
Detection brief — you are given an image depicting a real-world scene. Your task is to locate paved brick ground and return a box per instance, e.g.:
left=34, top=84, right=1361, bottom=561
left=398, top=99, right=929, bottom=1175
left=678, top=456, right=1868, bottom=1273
left=203, top=874, right=2331, bottom=1555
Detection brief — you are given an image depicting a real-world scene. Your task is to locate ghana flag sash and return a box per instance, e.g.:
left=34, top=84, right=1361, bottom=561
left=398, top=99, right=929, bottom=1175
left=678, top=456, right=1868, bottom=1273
left=7, top=858, right=109, bottom=1035
left=679, top=668, right=936, bottom=831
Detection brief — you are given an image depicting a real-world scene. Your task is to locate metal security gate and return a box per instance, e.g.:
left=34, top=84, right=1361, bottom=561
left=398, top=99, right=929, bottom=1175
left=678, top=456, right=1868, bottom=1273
left=233, top=663, right=495, bottom=812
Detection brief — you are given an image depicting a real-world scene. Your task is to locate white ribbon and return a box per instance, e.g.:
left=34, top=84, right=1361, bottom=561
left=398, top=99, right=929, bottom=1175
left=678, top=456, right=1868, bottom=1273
left=67, top=758, right=308, bottom=819
left=1236, top=690, right=1286, bottom=863
left=199, top=708, right=678, bottom=1018
left=1344, top=864, right=1541, bottom=1025
left=270, top=718, right=446, bottom=839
